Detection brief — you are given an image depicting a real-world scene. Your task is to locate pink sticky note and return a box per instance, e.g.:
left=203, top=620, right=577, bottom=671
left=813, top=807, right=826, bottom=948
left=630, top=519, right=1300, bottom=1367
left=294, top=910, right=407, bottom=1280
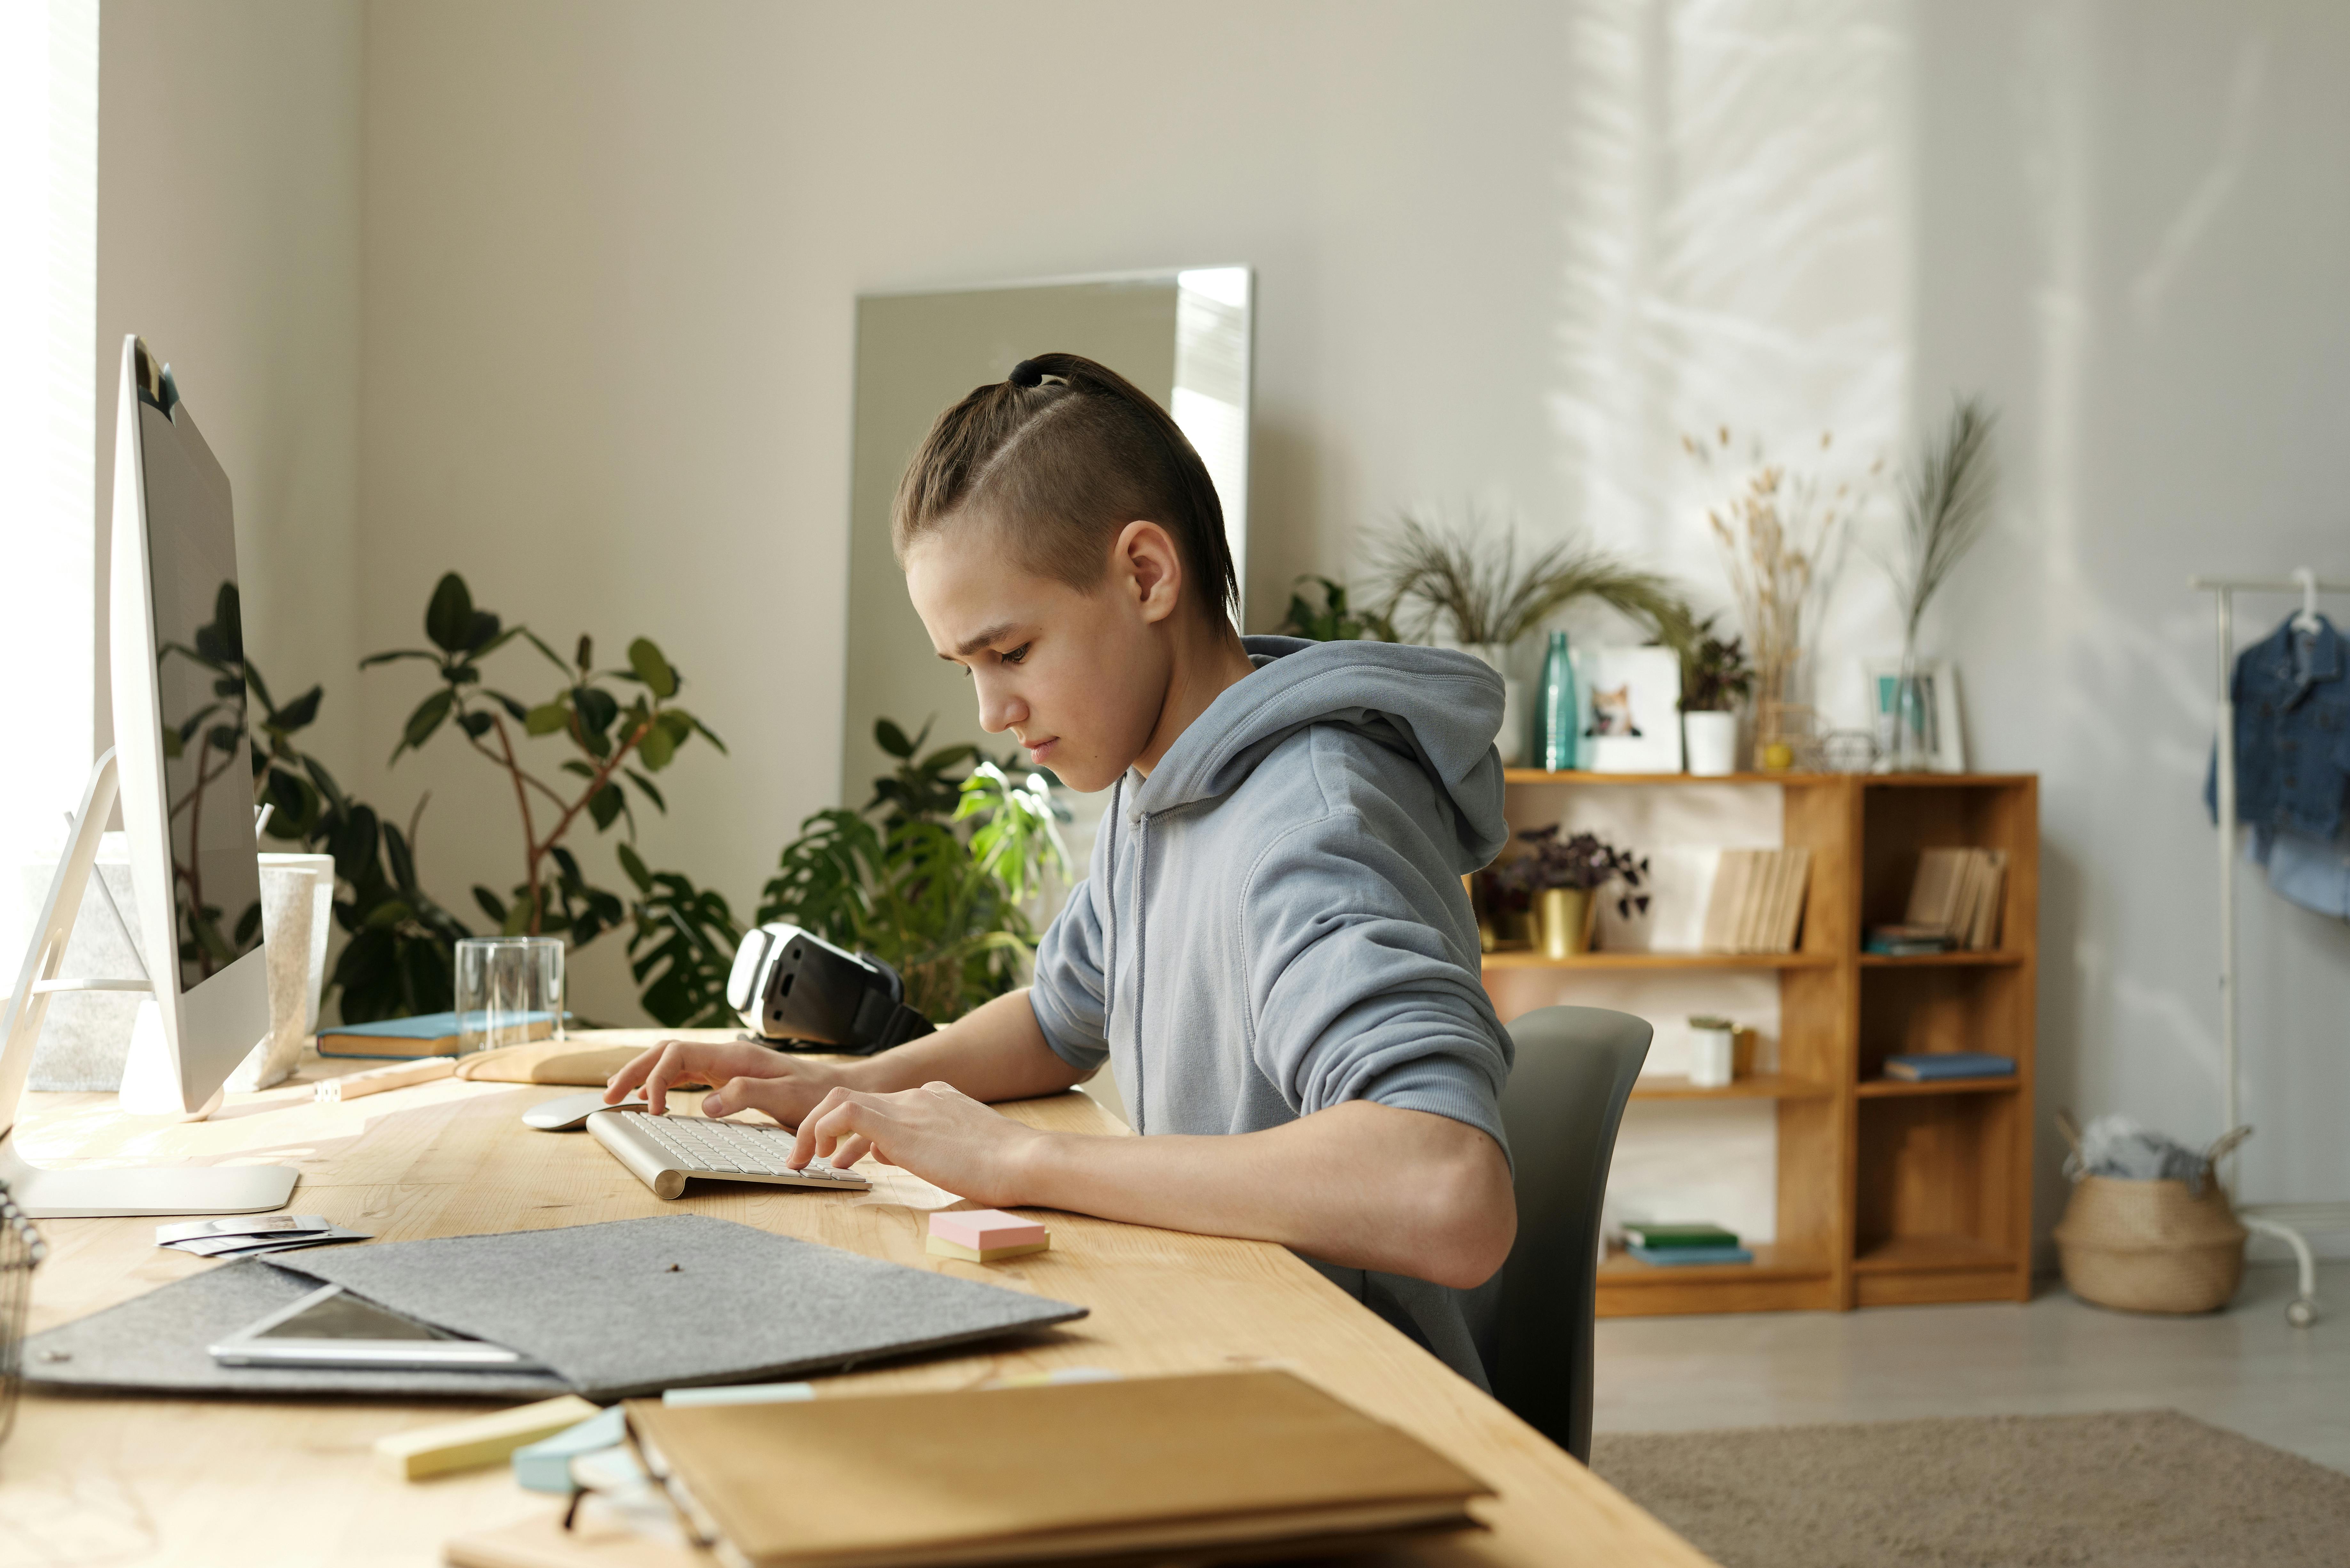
left=930, top=1209, right=1048, bottom=1251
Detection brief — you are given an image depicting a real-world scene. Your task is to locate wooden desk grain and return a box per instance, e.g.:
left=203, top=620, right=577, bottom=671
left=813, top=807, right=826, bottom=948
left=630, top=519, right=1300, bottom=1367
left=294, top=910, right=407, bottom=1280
left=4, top=1033, right=1710, bottom=1568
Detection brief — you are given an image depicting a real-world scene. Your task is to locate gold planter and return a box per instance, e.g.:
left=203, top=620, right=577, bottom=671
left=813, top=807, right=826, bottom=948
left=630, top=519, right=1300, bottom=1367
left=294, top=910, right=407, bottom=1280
left=1536, top=887, right=1596, bottom=959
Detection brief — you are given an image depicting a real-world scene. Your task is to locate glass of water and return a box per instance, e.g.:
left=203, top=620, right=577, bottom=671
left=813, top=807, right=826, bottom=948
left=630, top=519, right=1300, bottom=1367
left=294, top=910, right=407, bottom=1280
left=454, top=937, right=566, bottom=1055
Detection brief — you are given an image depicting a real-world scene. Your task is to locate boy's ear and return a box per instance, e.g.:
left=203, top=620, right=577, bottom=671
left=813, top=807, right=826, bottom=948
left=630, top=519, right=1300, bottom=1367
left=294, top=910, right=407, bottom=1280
left=1113, top=520, right=1184, bottom=626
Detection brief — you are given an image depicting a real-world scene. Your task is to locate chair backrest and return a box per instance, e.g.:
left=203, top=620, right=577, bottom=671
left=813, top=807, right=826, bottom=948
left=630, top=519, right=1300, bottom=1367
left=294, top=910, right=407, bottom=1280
left=1470, top=1005, right=1651, bottom=1463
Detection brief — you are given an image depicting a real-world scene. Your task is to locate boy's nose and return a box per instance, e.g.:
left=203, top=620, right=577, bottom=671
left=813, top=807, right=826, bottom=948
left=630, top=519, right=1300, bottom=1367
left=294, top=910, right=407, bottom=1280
left=976, top=681, right=1026, bottom=735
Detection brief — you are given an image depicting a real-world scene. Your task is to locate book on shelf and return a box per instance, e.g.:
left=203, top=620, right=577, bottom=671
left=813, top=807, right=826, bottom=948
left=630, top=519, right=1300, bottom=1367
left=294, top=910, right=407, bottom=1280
left=1881, top=1052, right=2016, bottom=1082
left=1698, top=847, right=1811, bottom=955
left=1864, top=923, right=1957, bottom=955
left=1901, top=847, right=2006, bottom=951
left=1620, top=1222, right=1740, bottom=1251
left=1626, top=1243, right=1755, bottom=1266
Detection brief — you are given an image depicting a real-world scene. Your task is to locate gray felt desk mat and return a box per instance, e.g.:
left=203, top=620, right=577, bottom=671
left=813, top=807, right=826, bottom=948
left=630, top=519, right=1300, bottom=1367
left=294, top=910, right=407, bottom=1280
left=24, top=1260, right=570, bottom=1400
left=32, top=1215, right=1086, bottom=1403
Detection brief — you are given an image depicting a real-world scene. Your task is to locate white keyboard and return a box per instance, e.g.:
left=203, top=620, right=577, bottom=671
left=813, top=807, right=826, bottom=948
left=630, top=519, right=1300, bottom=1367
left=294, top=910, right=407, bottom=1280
left=586, top=1110, right=871, bottom=1202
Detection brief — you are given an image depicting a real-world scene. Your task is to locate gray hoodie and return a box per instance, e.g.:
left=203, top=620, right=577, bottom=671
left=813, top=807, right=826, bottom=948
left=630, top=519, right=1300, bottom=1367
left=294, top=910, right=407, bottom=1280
left=1028, top=635, right=1515, bottom=1386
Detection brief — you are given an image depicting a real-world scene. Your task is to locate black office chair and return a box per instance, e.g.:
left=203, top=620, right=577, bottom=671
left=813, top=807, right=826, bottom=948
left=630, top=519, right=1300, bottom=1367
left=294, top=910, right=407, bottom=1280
left=1470, top=1005, right=1651, bottom=1464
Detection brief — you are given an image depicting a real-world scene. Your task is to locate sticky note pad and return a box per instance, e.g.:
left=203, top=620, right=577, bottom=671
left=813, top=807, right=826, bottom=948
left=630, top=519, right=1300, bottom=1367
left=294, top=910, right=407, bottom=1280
left=376, top=1393, right=599, bottom=1480
left=927, top=1209, right=1049, bottom=1262
left=512, top=1406, right=627, bottom=1494
left=662, top=1381, right=815, bottom=1408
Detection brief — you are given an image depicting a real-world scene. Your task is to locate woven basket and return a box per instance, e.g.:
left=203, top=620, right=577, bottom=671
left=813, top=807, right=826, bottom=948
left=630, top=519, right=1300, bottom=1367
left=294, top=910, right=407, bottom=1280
left=2052, top=1114, right=2250, bottom=1315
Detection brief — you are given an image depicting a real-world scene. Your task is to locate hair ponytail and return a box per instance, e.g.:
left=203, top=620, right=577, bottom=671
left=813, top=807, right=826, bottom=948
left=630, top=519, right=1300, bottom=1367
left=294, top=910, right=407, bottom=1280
left=892, top=353, right=1239, bottom=627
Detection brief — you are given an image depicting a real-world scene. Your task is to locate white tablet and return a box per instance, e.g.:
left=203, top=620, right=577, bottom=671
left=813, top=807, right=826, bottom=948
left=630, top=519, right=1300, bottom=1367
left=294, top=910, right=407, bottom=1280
left=208, top=1282, right=547, bottom=1372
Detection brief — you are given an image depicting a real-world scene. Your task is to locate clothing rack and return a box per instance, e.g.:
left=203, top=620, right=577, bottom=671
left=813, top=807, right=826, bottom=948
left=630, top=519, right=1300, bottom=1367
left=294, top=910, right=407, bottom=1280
left=2193, top=570, right=2350, bottom=1328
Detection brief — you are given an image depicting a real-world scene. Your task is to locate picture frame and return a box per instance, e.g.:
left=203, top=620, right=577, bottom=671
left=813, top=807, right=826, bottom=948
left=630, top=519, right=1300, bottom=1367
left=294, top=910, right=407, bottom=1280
left=1572, top=645, right=1683, bottom=773
left=1864, top=658, right=1966, bottom=773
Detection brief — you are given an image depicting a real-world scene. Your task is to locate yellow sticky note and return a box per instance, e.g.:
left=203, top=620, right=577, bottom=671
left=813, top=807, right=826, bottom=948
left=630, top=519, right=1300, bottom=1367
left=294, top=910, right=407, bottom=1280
left=375, top=1393, right=599, bottom=1480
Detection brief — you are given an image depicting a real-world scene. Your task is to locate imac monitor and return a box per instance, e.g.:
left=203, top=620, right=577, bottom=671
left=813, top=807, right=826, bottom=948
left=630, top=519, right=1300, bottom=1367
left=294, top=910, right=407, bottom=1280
left=110, top=335, right=273, bottom=1113
left=0, top=335, right=295, bottom=1217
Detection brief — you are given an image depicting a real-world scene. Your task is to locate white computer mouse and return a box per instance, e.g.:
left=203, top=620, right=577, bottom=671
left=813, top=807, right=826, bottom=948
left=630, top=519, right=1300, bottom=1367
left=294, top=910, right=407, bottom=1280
left=523, top=1089, right=649, bottom=1131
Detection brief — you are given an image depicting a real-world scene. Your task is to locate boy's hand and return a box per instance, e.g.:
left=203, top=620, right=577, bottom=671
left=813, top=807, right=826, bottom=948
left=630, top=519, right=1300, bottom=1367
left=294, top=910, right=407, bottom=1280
left=789, top=1081, right=1049, bottom=1207
left=603, top=1039, right=844, bottom=1122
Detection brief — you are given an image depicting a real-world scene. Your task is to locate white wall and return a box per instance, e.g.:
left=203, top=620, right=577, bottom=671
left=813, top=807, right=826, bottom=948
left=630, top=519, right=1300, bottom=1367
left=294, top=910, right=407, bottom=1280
left=1913, top=0, right=2350, bottom=1251
left=95, top=0, right=365, bottom=779
left=0, top=0, right=96, bottom=969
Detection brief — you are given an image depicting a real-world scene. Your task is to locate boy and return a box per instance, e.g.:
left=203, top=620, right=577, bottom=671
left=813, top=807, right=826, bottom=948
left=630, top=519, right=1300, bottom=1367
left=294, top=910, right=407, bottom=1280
left=606, top=354, right=1515, bottom=1383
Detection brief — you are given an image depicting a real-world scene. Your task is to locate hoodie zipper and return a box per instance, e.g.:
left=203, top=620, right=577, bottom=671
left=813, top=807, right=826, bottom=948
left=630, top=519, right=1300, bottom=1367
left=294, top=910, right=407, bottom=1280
left=1129, top=808, right=1150, bottom=1134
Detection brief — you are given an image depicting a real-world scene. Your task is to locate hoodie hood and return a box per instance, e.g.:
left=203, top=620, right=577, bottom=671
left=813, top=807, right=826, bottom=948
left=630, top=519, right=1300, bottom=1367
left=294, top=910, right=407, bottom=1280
left=1128, top=636, right=1508, bottom=869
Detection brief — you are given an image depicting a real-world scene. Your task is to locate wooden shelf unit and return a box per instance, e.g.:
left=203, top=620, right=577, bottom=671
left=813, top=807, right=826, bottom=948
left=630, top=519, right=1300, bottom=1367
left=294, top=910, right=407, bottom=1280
left=1484, top=769, right=2037, bottom=1318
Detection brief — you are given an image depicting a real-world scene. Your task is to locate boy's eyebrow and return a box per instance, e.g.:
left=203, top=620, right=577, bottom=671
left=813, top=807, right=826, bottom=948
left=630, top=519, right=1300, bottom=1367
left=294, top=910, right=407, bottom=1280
left=945, top=621, right=1022, bottom=659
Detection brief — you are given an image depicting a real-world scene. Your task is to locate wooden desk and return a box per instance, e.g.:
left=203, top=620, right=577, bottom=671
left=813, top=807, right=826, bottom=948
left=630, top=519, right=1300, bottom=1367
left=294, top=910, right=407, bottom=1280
left=5, top=1034, right=1710, bottom=1568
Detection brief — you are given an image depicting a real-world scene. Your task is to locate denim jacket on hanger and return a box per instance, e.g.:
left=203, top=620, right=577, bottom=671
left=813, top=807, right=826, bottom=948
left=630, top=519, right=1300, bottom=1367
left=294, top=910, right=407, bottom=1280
left=2204, top=612, right=2350, bottom=839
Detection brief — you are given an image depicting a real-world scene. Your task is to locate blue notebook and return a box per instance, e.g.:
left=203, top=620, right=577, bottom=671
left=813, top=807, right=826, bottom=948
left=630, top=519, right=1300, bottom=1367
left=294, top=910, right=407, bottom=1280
left=1883, top=1052, right=2015, bottom=1082
left=1626, top=1243, right=1754, bottom=1266
left=315, top=1010, right=560, bottom=1059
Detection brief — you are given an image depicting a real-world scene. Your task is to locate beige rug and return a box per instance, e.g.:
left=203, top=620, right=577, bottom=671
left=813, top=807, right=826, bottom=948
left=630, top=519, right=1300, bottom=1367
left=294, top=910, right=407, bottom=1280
left=1591, top=1410, right=2350, bottom=1568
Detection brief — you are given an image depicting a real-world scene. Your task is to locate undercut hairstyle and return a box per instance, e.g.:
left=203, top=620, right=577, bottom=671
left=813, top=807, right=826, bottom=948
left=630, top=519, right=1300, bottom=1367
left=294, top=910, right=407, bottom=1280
left=891, top=352, right=1239, bottom=628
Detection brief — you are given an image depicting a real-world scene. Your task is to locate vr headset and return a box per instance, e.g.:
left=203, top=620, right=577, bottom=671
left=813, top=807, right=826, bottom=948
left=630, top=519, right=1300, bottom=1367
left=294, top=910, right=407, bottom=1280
left=724, top=924, right=934, bottom=1055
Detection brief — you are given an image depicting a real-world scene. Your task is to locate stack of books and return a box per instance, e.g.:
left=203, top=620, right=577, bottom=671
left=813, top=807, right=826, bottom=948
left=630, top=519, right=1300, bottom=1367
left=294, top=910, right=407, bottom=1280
left=1698, top=847, right=1812, bottom=955
left=1882, top=1052, right=2015, bottom=1083
left=1863, top=923, right=1954, bottom=956
left=1889, top=846, right=2007, bottom=952
left=1619, top=1221, right=1753, bottom=1266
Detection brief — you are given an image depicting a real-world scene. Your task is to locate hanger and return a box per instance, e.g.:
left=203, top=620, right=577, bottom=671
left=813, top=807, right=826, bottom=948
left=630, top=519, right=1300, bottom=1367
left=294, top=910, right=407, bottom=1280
left=2292, top=566, right=2323, bottom=632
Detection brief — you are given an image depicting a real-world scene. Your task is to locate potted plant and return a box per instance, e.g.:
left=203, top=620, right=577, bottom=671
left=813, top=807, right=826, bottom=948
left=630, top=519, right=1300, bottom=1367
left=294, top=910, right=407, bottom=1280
left=1680, top=619, right=1754, bottom=776
left=1689, top=428, right=1874, bottom=769
left=1879, top=396, right=1996, bottom=771
left=1274, top=575, right=1393, bottom=642
left=1366, top=512, right=1695, bottom=767
left=1495, top=824, right=1650, bottom=958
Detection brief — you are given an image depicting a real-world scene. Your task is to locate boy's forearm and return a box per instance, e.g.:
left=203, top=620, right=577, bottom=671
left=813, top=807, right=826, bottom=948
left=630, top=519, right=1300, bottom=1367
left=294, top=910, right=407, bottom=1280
left=1014, top=1099, right=1516, bottom=1290
left=840, top=988, right=1089, bottom=1102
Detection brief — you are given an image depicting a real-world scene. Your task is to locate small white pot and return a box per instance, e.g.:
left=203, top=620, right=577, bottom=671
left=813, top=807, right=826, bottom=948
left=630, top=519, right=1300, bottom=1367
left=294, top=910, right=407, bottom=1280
left=1688, top=1025, right=1736, bottom=1088
left=1684, top=710, right=1739, bottom=776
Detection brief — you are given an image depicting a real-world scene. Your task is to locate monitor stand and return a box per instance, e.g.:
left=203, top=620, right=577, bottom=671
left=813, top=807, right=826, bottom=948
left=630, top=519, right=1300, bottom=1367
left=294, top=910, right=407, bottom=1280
left=0, top=750, right=299, bottom=1219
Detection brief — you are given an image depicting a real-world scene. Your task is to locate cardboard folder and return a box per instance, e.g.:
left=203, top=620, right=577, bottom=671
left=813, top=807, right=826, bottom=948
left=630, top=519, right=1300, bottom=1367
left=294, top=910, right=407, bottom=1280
left=619, top=1369, right=1491, bottom=1568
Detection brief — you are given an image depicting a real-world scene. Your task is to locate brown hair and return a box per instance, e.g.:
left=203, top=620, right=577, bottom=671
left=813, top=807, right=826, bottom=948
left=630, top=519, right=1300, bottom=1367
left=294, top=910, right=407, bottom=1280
left=891, top=352, right=1238, bottom=626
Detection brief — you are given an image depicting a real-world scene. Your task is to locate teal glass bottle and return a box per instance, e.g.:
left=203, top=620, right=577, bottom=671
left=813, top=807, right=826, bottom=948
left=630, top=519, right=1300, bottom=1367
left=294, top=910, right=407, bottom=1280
left=1539, top=630, right=1578, bottom=771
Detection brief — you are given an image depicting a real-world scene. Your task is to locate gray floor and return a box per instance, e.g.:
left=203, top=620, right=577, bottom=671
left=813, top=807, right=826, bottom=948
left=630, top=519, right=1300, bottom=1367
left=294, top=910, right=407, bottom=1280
left=1593, top=1262, right=2350, bottom=1473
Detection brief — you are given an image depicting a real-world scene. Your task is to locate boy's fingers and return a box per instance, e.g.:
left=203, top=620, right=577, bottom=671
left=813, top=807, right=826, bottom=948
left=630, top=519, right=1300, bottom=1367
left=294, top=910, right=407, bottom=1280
left=708, top=1075, right=790, bottom=1122
left=641, top=1043, right=706, bottom=1115
left=790, top=1086, right=856, bottom=1167
left=603, top=1044, right=664, bottom=1100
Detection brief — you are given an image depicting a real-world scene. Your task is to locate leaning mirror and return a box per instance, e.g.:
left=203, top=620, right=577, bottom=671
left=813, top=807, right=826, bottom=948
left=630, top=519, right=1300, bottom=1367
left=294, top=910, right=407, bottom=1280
left=841, top=269, right=1252, bottom=803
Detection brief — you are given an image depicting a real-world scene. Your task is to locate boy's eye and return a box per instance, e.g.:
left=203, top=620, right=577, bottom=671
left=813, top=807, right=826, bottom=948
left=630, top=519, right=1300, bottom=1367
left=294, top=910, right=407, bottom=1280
left=1001, top=643, right=1031, bottom=666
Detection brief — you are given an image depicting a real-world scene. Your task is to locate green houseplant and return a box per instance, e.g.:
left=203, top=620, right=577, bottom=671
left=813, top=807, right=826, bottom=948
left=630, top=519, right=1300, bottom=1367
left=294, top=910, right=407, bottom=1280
left=1365, top=512, right=1697, bottom=767
left=1365, top=512, right=1697, bottom=651
left=1492, top=825, right=1649, bottom=958
left=1679, top=619, right=1755, bottom=777
left=165, top=583, right=476, bottom=1021
left=1274, top=575, right=1393, bottom=642
left=619, top=719, right=1070, bottom=1030
left=362, top=573, right=725, bottom=948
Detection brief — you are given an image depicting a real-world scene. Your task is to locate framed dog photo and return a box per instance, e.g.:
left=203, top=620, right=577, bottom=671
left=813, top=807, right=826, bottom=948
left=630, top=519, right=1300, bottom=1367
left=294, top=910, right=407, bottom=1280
left=1572, top=645, right=1683, bottom=773
left=1864, top=658, right=1967, bottom=773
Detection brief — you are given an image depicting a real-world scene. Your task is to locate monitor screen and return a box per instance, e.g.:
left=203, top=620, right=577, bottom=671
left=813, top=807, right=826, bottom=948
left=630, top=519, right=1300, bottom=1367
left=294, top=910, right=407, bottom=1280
left=138, top=395, right=264, bottom=991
